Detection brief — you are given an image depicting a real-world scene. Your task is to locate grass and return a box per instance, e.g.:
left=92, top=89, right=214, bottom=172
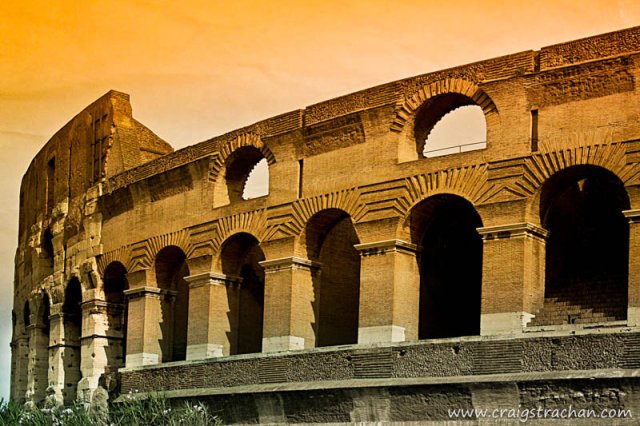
left=0, top=393, right=222, bottom=426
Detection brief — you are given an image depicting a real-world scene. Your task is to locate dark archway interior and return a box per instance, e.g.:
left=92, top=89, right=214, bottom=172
left=537, top=165, right=629, bottom=325
left=155, top=246, right=190, bottom=362
left=23, top=301, right=30, bottom=329
left=62, top=277, right=82, bottom=404
left=104, top=262, right=128, bottom=303
left=225, top=146, right=266, bottom=202
left=306, top=209, right=360, bottom=347
left=63, top=278, right=82, bottom=325
left=409, top=194, right=483, bottom=339
left=221, top=233, right=265, bottom=355
left=40, top=292, right=50, bottom=331
left=42, top=228, right=54, bottom=272
left=104, top=262, right=129, bottom=367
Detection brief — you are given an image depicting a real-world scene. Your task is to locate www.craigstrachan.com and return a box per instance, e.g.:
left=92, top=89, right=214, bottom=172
left=448, top=406, right=633, bottom=423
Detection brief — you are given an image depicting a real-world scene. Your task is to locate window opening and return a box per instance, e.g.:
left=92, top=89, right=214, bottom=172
left=423, top=105, right=486, bottom=158
left=242, top=158, right=269, bottom=200
left=531, top=109, right=539, bottom=152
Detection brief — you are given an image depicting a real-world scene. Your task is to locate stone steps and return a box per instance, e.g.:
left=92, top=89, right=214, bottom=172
left=473, top=340, right=523, bottom=375
left=259, top=358, right=289, bottom=383
left=528, top=280, right=627, bottom=327
left=352, top=350, right=394, bottom=379
left=621, top=334, right=640, bottom=368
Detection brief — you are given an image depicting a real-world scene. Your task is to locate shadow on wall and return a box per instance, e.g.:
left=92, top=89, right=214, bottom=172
left=220, top=233, right=265, bottom=355
left=156, top=246, right=190, bottom=362
left=305, top=209, right=361, bottom=347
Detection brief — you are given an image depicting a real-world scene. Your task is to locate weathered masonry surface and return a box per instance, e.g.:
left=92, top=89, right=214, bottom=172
left=11, top=26, right=640, bottom=423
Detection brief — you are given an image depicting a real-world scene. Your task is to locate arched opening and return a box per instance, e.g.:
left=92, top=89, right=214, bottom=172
left=532, top=165, right=629, bottom=326
left=414, top=94, right=487, bottom=158
left=215, top=146, right=269, bottom=207
left=155, top=246, right=190, bottom=362
left=103, top=262, right=129, bottom=368
left=220, top=233, right=265, bottom=355
left=23, top=301, right=31, bottom=330
left=42, top=228, right=54, bottom=274
left=423, top=106, right=486, bottom=157
left=407, top=194, right=483, bottom=339
left=62, top=277, right=82, bottom=405
left=40, top=292, right=50, bottom=333
left=305, top=209, right=360, bottom=347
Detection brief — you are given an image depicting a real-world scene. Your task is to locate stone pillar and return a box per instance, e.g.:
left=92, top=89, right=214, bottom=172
left=10, top=338, right=15, bottom=401
left=477, top=223, right=548, bottom=335
left=48, top=304, right=67, bottom=405
left=26, top=322, right=50, bottom=405
left=11, top=335, right=29, bottom=404
left=624, top=209, right=640, bottom=326
left=49, top=301, right=83, bottom=405
left=185, top=272, right=241, bottom=359
left=355, top=240, right=420, bottom=344
left=123, top=286, right=164, bottom=368
left=260, top=257, right=320, bottom=352
left=77, top=296, right=118, bottom=403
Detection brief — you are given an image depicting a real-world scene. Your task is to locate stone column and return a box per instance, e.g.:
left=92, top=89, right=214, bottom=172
left=77, top=296, right=118, bottom=402
left=185, top=272, right=241, bottom=359
left=355, top=240, right=420, bottom=344
left=624, top=209, right=640, bottom=326
left=11, top=335, right=29, bottom=404
left=26, top=321, right=50, bottom=405
left=123, top=286, right=165, bottom=368
left=260, top=257, right=320, bottom=352
left=477, top=223, right=548, bottom=335
left=48, top=304, right=67, bottom=405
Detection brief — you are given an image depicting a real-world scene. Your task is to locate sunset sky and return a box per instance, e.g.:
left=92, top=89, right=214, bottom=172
left=1, top=0, right=639, bottom=400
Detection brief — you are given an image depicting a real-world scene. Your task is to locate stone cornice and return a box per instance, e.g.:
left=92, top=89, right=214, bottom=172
left=477, top=223, right=549, bottom=241
left=354, top=240, right=420, bottom=256
left=623, top=209, right=640, bottom=223
left=259, top=257, right=321, bottom=272
left=184, top=272, right=242, bottom=288
left=123, top=286, right=177, bottom=299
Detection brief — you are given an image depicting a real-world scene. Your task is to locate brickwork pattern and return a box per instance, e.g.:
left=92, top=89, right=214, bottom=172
left=11, top=27, right=640, bottom=418
left=118, top=332, right=634, bottom=394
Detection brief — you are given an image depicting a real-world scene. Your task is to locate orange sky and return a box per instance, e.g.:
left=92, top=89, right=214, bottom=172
left=1, top=0, right=639, bottom=399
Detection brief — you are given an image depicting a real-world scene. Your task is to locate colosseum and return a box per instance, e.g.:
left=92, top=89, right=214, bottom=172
left=10, top=26, right=640, bottom=423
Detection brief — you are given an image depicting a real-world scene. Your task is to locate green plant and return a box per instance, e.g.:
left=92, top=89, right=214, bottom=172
left=0, top=399, right=23, bottom=425
left=0, top=394, right=221, bottom=426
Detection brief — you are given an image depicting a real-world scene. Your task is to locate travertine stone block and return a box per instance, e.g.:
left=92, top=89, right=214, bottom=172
left=260, top=257, right=320, bottom=351
left=478, top=223, right=548, bottom=335
left=355, top=240, right=420, bottom=344
left=185, top=272, right=240, bottom=359
left=123, top=286, right=164, bottom=368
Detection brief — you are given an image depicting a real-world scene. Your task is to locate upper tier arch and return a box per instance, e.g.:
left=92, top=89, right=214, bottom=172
left=391, top=78, right=498, bottom=160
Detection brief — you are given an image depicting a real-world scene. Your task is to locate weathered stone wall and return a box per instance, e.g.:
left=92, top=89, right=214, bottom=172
left=163, top=378, right=640, bottom=424
left=11, top=26, right=640, bottom=423
left=12, top=91, right=173, bottom=404
left=118, top=332, right=640, bottom=424
left=119, top=332, right=636, bottom=393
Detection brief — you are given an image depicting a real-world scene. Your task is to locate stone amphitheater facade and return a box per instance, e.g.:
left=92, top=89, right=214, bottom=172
left=11, top=26, right=640, bottom=423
